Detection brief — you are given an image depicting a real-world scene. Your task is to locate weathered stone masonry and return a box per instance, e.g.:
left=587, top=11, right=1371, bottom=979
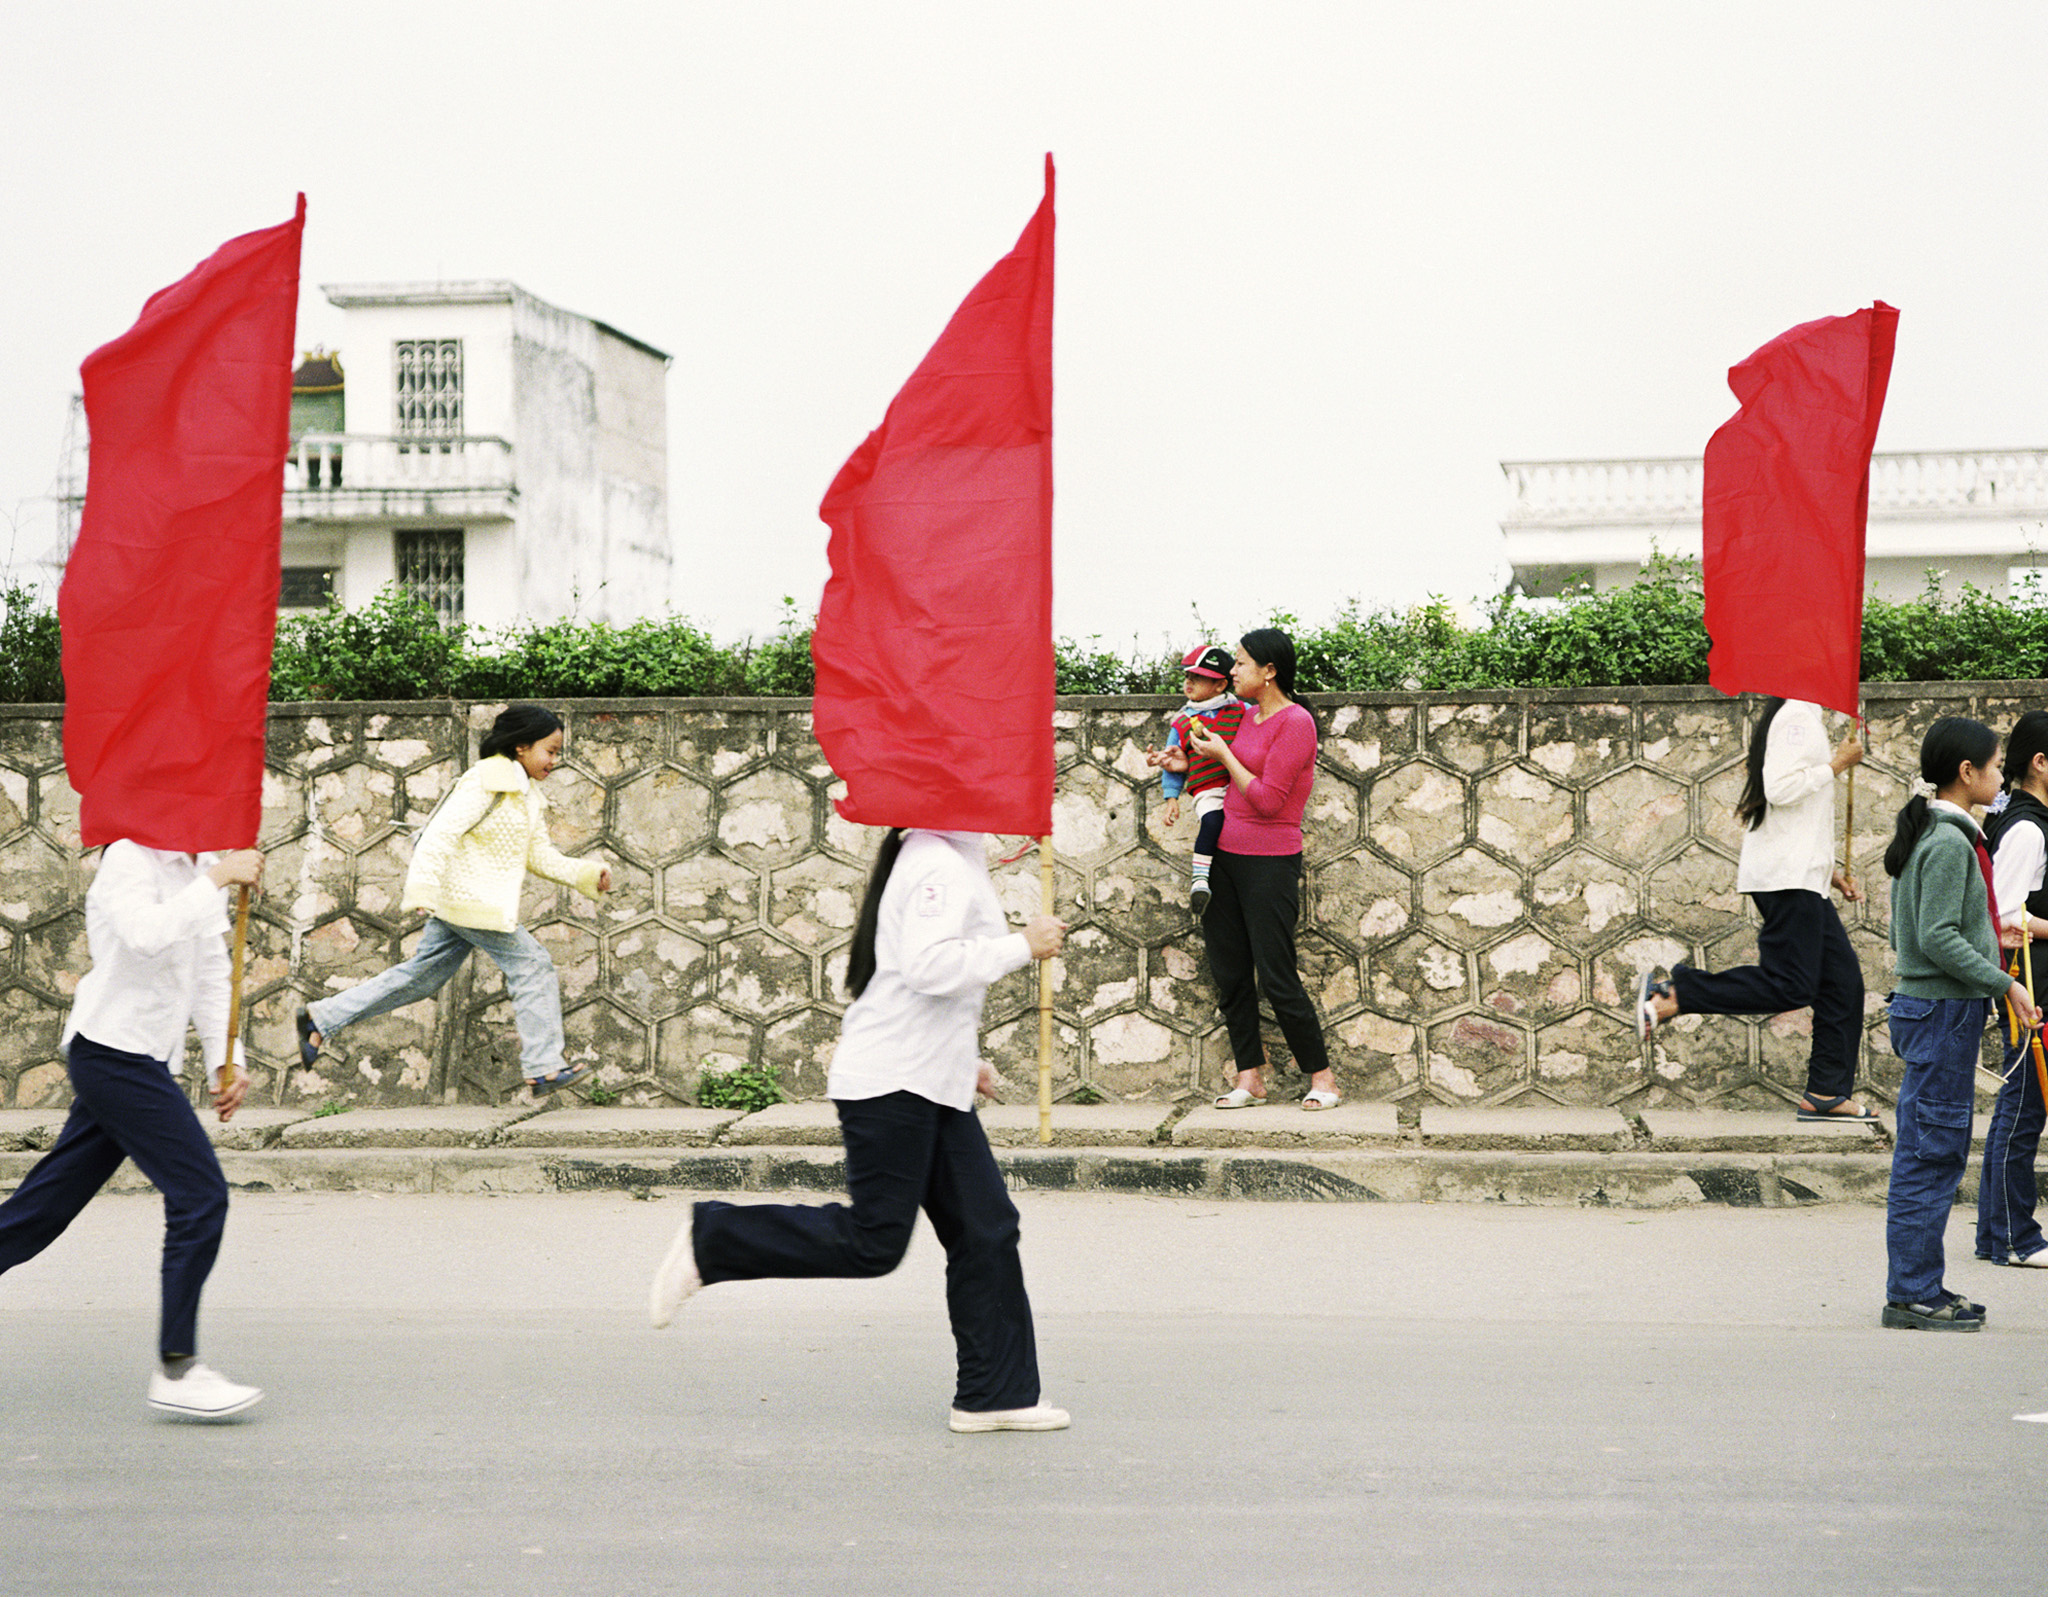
left=0, top=684, right=2028, bottom=1112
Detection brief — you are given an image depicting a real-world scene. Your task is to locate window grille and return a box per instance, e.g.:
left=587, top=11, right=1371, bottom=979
left=397, top=528, right=465, bottom=624
left=278, top=567, right=337, bottom=609
left=394, top=340, right=462, bottom=442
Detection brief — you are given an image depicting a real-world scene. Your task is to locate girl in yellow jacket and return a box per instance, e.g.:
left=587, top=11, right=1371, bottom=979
left=296, top=705, right=610, bottom=1095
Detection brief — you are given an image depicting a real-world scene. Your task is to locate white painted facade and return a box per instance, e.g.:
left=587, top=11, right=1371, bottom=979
left=1501, top=450, right=2048, bottom=600
left=282, top=281, right=671, bottom=628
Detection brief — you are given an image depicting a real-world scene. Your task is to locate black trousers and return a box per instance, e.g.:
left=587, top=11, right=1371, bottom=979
left=1201, top=849, right=1332, bottom=1077
left=0, top=1035, right=229, bottom=1358
left=692, top=1091, right=1040, bottom=1412
left=1669, top=888, right=1864, bottom=1101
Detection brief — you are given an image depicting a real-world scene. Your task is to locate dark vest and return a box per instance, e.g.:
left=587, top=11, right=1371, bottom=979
left=1986, top=790, right=2048, bottom=923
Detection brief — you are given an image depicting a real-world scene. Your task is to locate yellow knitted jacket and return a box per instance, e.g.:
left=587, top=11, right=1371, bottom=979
left=400, top=756, right=604, bottom=932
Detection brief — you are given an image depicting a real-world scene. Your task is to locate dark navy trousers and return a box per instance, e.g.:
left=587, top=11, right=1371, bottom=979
left=0, top=1035, right=228, bottom=1358
left=1977, top=969, right=2048, bottom=1264
left=693, top=1090, right=1040, bottom=1412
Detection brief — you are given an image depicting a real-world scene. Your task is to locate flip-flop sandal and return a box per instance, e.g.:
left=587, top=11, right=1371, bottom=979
left=1214, top=1087, right=1267, bottom=1109
left=1796, top=1095, right=1878, bottom=1122
left=294, top=1008, right=321, bottom=1068
left=528, top=1066, right=591, bottom=1096
left=1302, top=1089, right=1342, bottom=1111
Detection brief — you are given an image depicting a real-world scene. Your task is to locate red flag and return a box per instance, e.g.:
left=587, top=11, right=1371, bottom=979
left=812, top=159, right=1055, bottom=837
left=62, top=197, right=306, bottom=852
left=1702, top=301, right=1899, bottom=716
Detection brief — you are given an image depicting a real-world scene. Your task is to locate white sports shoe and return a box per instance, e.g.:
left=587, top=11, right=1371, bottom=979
left=148, top=1363, right=263, bottom=1420
left=649, top=1219, right=703, bottom=1328
left=948, top=1402, right=1070, bottom=1433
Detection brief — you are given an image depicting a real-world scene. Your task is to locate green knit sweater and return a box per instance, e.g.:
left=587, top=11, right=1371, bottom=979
left=1889, top=808, right=2010, bottom=1000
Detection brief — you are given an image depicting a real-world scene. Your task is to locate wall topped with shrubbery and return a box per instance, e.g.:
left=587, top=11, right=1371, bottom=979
left=8, top=558, right=2048, bottom=705
left=0, top=679, right=2033, bottom=1115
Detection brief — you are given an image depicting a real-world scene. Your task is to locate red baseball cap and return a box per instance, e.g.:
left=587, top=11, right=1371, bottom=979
left=1181, top=645, right=1233, bottom=681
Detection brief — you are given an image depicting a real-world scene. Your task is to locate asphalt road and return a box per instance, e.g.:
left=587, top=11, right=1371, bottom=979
left=3, top=1190, right=2046, bottom=1596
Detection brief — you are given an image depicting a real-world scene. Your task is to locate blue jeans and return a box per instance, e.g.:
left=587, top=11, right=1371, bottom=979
left=307, top=917, right=566, bottom=1080
left=1886, top=993, right=1989, bottom=1305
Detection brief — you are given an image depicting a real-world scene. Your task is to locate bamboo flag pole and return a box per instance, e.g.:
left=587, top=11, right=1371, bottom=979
left=1842, top=765, right=1856, bottom=880
left=221, top=885, right=250, bottom=1098
left=1038, top=836, right=1055, bottom=1145
left=1842, top=711, right=1860, bottom=883
left=2024, top=920, right=2048, bottom=1105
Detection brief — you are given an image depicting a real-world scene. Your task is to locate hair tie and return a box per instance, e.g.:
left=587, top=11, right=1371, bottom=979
left=1987, top=790, right=2012, bottom=815
left=1910, top=776, right=1937, bottom=800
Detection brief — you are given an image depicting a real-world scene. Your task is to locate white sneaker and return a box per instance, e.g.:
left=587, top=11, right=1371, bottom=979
left=649, top=1219, right=703, bottom=1328
left=148, top=1363, right=263, bottom=1420
left=948, top=1402, right=1070, bottom=1433
left=2017, top=1249, right=2048, bottom=1268
left=1634, top=970, right=1673, bottom=1041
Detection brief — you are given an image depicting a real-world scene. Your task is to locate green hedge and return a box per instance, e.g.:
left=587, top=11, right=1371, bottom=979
left=4, top=562, right=2044, bottom=705
left=0, top=584, right=63, bottom=703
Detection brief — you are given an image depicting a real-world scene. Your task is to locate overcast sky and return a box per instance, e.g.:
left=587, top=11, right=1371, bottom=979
left=5, top=2, right=2045, bottom=650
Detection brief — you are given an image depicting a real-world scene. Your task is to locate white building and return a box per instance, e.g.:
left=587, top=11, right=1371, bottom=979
left=279, top=280, right=672, bottom=627
left=1500, top=450, right=2048, bottom=600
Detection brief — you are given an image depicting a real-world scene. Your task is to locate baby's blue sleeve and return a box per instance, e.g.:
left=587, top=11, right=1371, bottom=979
left=1161, top=723, right=1186, bottom=799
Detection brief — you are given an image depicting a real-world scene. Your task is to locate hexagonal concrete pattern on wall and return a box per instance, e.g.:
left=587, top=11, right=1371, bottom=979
left=1366, top=761, right=1468, bottom=866
left=614, top=765, right=714, bottom=865
left=1584, top=766, right=1692, bottom=867
left=1475, top=763, right=1576, bottom=862
left=0, top=689, right=2012, bottom=1113
left=1419, top=847, right=1525, bottom=949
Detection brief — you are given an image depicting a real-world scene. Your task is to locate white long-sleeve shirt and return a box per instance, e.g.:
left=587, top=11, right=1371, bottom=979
left=1992, top=809, right=2047, bottom=930
left=1736, top=700, right=1840, bottom=896
left=826, top=831, right=1033, bottom=1112
left=61, top=841, right=235, bottom=1087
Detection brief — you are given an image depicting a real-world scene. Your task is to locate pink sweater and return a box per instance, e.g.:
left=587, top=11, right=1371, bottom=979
left=1219, top=701, right=1318, bottom=856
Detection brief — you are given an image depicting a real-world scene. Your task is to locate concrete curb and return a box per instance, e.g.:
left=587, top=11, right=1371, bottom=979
left=0, top=1144, right=1919, bottom=1208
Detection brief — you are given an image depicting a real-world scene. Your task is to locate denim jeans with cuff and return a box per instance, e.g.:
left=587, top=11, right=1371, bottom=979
left=1886, top=993, right=1990, bottom=1305
left=307, top=916, right=566, bottom=1080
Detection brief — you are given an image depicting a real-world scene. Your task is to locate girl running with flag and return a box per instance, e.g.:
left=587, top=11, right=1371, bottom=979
left=0, top=842, right=267, bottom=1418
left=1635, top=697, right=1872, bottom=1119
left=648, top=828, right=1069, bottom=1433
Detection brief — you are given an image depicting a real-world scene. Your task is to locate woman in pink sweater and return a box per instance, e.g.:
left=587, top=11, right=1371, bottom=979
left=1185, top=628, right=1340, bottom=1110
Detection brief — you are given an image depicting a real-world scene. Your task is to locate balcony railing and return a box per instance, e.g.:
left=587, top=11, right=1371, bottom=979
left=285, top=433, right=513, bottom=493
left=1503, top=449, right=2048, bottom=525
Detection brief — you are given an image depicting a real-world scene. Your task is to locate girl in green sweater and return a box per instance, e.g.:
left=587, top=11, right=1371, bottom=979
left=1881, top=716, right=2041, bottom=1331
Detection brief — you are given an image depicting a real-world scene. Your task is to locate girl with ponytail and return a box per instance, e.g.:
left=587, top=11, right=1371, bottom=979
left=649, top=828, right=1070, bottom=1434
left=1880, top=717, right=2040, bottom=1330
left=1976, top=710, right=2048, bottom=1267
left=1635, top=697, right=1870, bottom=1120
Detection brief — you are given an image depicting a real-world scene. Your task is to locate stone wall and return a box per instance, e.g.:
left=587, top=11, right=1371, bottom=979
left=0, top=685, right=2027, bottom=1112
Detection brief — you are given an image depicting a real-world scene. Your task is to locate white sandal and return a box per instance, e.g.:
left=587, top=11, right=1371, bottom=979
left=1214, top=1087, right=1267, bottom=1109
left=1302, top=1088, right=1342, bottom=1111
